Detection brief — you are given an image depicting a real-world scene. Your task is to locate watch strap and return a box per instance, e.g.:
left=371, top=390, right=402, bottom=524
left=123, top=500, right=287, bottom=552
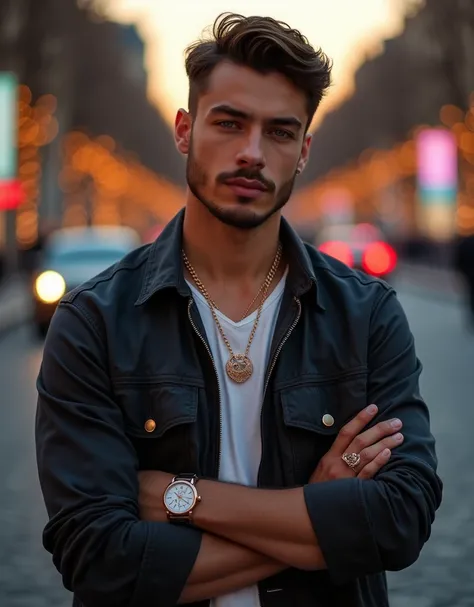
left=168, top=514, right=191, bottom=525
left=173, top=473, right=199, bottom=485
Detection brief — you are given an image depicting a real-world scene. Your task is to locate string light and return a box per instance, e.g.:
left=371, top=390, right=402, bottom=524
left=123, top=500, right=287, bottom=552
left=14, top=83, right=185, bottom=247
left=16, top=86, right=60, bottom=248
left=60, top=131, right=185, bottom=235
left=292, top=97, right=474, bottom=236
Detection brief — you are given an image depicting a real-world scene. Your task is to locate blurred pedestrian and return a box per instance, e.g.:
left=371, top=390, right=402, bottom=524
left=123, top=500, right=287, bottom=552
left=454, top=233, right=474, bottom=329
left=35, top=12, right=442, bottom=607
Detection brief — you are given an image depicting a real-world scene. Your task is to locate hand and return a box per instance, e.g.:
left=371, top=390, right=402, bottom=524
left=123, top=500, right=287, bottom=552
left=310, top=404, right=404, bottom=482
left=138, top=470, right=172, bottom=522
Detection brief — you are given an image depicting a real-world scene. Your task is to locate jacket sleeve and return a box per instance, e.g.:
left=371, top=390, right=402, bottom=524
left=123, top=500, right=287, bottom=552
left=35, top=300, right=202, bottom=607
left=303, top=287, right=443, bottom=584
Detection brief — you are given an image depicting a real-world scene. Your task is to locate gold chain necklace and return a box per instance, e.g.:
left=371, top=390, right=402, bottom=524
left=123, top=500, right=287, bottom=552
left=183, top=242, right=283, bottom=383
left=198, top=268, right=269, bottom=323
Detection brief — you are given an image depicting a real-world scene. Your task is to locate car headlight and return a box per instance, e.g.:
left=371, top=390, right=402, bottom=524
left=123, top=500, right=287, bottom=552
left=35, top=271, right=66, bottom=303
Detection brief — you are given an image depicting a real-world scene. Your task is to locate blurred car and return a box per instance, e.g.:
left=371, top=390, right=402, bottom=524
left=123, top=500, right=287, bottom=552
left=314, top=222, right=398, bottom=280
left=32, top=225, right=141, bottom=337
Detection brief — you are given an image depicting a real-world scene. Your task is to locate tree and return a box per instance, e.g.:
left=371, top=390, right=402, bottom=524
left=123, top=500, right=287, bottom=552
left=423, top=0, right=474, bottom=110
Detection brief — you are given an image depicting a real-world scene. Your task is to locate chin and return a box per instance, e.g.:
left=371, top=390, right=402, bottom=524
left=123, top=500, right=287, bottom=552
left=212, top=206, right=275, bottom=230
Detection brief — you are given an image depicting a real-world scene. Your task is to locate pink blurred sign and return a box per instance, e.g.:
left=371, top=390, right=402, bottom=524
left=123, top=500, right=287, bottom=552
left=416, top=129, right=457, bottom=190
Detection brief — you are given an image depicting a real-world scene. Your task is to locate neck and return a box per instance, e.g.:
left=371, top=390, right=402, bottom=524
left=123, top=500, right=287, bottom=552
left=182, top=197, right=282, bottom=282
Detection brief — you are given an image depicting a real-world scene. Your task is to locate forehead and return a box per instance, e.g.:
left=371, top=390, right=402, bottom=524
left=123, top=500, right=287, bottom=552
left=199, top=61, right=307, bottom=122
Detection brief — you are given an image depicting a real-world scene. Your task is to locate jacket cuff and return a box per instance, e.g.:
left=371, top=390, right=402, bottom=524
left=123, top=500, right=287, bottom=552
left=132, top=521, right=202, bottom=607
left=304, top=479, right=382, bottom=584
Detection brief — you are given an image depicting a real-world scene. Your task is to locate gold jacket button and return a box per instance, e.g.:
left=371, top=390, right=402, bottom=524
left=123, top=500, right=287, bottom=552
left=322, top=414, right=335, bottom=427
left=144, top=419, right=156, bottom=433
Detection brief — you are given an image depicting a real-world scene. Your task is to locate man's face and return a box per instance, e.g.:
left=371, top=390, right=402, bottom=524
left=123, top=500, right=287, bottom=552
left=175, top=61, right=312, bottom=230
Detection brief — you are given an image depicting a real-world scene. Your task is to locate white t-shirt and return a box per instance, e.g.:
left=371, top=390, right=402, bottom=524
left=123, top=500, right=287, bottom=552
left=187, top=271, right=287, bottom=607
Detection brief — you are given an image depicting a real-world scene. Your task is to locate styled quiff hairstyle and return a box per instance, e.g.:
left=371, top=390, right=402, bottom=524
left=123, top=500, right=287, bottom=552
left=185, top=13, right=333, bottom=128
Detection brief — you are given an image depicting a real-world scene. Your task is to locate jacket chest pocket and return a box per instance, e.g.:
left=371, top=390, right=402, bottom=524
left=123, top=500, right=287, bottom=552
left=116, top=382, right=199, bottom=473
left=280, top=373, right=367, bottom=485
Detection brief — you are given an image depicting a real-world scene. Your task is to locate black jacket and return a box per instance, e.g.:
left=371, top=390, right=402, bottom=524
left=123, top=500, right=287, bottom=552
left=35, top=210, right=442, bottom=607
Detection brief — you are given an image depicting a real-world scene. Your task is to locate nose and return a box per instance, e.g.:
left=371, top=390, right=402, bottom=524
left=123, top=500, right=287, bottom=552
left=235, top=129, right=266, bottom=170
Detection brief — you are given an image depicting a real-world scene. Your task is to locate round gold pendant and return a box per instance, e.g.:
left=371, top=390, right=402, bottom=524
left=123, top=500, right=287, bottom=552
left=226, top=354, right=253, bottom=383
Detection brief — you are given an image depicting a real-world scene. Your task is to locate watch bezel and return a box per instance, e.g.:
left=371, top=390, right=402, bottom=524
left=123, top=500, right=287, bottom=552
left=163, top=479, right=199, bottom=516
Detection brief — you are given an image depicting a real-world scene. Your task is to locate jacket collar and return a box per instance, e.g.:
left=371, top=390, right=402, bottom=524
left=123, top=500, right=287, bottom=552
left=135, top=208, right=324, bottom=310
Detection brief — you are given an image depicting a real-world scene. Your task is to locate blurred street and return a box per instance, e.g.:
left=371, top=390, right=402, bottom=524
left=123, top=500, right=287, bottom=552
left=1, top=3, right=474, bottom=604
left=0, top=278, right=471, bottom=607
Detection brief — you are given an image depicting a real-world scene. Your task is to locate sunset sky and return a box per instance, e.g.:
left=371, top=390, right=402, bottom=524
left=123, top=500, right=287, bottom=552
left=94, top=0, right=419, bottom=129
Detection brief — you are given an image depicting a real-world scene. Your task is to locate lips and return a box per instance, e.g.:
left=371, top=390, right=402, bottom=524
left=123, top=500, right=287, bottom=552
left=225, top=177, right=267, bottom=191
left=224, top=177, right=268, bottom=199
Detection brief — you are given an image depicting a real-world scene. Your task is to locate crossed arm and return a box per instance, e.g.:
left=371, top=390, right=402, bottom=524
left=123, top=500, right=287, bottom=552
left=140, top=477, right=321, bottom=603
left=138, top=404, right=401, bottom=603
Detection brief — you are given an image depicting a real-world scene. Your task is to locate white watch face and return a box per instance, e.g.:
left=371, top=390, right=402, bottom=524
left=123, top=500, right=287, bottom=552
left=165, top=481, right=196, bottom=514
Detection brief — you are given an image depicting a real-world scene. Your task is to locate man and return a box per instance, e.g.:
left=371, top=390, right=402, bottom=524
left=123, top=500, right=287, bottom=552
left=36, top=12, right=442, bottom=607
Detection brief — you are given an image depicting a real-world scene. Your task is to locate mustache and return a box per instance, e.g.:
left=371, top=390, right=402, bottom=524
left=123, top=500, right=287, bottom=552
left=216, top=168, right=276, bottom=193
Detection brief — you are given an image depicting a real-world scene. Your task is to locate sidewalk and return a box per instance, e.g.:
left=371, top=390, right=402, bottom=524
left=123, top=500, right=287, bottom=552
left=0, top=274, right=32, bottom=337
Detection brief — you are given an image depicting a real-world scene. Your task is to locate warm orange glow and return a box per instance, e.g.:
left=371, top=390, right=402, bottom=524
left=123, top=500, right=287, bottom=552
left=96, top=135, right=117, bottom=153
left=451, top=122, right=466, bottom=139
left=19, top=161, right=41, bottom=176
left=440, top=105, right=464, bottom=128
left=18, top=85, right=32, bottom=104
left=465, top=153, right=474, bottom=166
left=459, top=132, right=474, bottom=154
left=63, top=200, right=88, bottom=227
left=465, top=109, right=474, bottom=131
left=35, top=94, right=58, bottom=114
left=60, top=131, right=185, bottom=235
left=16, top=87, right=59, bottom=247
left=456, top=205, right=474, bottom=227
left=16, top=208, right=39, bottom=247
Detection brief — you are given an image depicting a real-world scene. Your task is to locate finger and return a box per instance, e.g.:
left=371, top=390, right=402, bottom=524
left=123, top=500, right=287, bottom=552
left=357, top=448, right=391, bottom=480
left=331, top=404, right=379, bottom=454
left=343, top=432, right=403, bottom=476
left=360, top=433, right=404, bottom=467
left=351, top=433, right=404, bottom=474
left=346, top=417, right=403, bottom=456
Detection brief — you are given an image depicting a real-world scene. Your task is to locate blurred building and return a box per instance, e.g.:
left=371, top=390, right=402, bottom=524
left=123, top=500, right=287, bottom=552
left=0, top=0, right=185, bottom=277
left=292, top=0, right=474, bottom=256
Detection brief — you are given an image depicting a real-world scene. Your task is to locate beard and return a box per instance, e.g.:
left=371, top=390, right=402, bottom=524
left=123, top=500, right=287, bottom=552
left=186, top=140, right=298, bottom=230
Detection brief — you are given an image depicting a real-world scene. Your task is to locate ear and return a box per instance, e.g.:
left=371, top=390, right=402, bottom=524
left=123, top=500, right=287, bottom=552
left=297, top=132, right=312, bottom=175
left=175, top=108, right=192, bottom=154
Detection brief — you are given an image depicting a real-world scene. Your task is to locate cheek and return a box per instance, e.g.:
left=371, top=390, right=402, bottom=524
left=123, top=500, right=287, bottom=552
left=193, top=134, right=226, bottom=168
left=266, top=142, right=300, bottom=168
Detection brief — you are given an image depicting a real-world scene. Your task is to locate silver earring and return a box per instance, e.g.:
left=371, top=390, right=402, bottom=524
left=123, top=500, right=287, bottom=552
left=296, top=168, right=301, bottom=175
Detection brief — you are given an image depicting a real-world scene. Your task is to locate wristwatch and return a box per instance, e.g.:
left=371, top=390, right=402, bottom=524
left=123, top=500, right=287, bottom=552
left=163, top=473, right=201, bottom=524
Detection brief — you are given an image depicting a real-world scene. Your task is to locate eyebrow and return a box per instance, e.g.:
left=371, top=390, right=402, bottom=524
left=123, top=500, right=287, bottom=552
left=209, top=104, right=302, bottom=130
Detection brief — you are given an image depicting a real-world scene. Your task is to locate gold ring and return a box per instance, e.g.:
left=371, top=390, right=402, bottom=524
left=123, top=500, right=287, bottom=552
left=342, top=452, right=361, bottom=469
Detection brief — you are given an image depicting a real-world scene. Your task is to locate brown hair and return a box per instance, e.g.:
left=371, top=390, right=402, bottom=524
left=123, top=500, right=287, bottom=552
left=185, top=13, right=333, bottom=127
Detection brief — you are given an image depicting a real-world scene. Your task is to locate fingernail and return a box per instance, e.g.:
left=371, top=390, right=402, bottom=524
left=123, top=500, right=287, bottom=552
left=394, top=433, right=403, bottom=441
left=367, top=404, right=378, bottom=415
left=383, top=448, right=391, bottom=457
left=390, top=419, right=402, bottom=429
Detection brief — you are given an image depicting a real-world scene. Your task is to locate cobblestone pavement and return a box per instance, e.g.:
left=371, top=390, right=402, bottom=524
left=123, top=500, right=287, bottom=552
left=0, top=287, right=472, bottom=607
left=386, top=291, right=474, bottom=607
left=0, top=326, right=71, bottom=607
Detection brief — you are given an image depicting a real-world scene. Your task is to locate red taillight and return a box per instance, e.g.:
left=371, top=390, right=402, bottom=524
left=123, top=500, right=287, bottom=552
left=362, top=242, right=397, bottom=276
left=319, top=241, right=354, bottom=267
